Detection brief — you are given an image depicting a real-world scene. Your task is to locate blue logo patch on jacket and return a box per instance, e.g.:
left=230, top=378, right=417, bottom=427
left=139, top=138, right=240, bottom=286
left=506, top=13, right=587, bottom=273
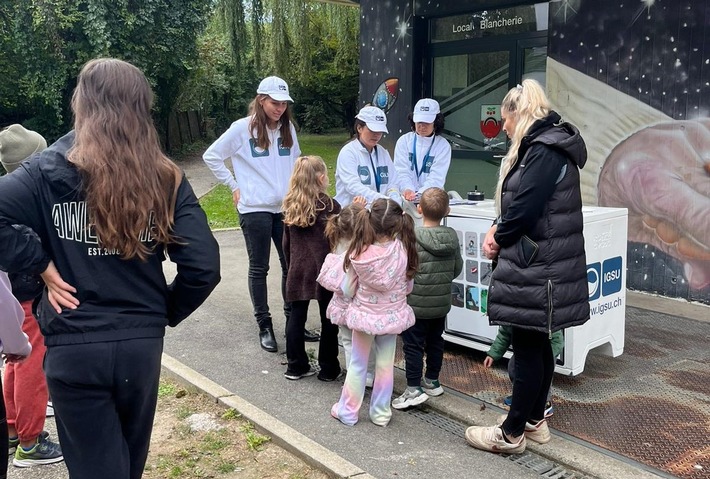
left=249, top=139, right=269, bottom=158
left=376, top=166, right=389, bottom=184
left=277, top=138, right=291, bottom=157
left=358, top=166, right=371, bottom=185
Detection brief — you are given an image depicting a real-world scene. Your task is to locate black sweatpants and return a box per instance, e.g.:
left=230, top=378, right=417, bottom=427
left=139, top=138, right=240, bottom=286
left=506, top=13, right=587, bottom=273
left=400, top=316, right=446, bottom=388
left=44, top=337, right=163, bottom=479
left=285, top=296, right=340, bottom=379
left=501, top=327, right=553, bottom=437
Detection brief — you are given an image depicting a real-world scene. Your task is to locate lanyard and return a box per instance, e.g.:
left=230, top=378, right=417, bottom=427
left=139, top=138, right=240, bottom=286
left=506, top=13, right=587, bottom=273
left=361, top=141, right=381, bottom=192
left=411, top=134, right=435, bottom=180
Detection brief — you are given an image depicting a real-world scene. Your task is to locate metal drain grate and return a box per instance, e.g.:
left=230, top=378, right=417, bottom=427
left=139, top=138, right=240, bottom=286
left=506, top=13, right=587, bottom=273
left=406, top=408, right=596, bottom=479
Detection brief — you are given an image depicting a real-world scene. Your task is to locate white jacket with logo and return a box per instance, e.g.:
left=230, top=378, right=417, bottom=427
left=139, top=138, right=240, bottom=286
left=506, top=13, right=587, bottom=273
left=203, top=116, right=301, bottom=214
left=393, top=132, right=451, bottom=194
left=334, top=139, right=403, bottom=206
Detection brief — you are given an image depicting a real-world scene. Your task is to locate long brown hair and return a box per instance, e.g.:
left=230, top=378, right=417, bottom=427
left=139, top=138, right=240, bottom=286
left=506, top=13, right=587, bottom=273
left=248, top=94, right=295, bottom=150
left=324, top=202, right=365, bottom=251
left=344, top=198, right=418, bottom=279
left=282, top=156, right=332, bottom=227
left=68, top=58, right=182, bottom=261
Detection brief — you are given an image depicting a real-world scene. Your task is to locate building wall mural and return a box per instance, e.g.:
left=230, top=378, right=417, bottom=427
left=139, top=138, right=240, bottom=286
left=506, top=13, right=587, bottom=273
left=358, top=0, right=415, bottom=152
left=547, top=0, right=710, bottom=304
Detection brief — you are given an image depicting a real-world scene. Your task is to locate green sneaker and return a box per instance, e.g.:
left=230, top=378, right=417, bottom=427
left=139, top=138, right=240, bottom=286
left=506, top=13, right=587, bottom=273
left=422, top=377, right=444, bottom=396
left=8, top=431, right=50, bottom=455
left=13, top=434, right=63, bottom=467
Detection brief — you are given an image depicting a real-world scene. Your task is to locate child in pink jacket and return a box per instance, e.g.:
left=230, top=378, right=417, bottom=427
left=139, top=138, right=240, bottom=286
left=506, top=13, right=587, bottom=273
left=327, top=198, right=418, bottom=427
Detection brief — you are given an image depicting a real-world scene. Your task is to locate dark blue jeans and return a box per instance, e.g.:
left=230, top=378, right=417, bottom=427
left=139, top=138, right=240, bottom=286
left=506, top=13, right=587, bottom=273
left=401, top=316, right=446, bottom=387
left=239, top=212, right=290, bottom=330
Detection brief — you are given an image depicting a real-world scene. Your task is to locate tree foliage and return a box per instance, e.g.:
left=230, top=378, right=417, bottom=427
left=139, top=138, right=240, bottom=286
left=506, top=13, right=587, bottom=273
left=0, top=0, right=211, bottom=140
left=0, top=0, right=360, bottom=146
left=204, top=0, right=360, bottom=133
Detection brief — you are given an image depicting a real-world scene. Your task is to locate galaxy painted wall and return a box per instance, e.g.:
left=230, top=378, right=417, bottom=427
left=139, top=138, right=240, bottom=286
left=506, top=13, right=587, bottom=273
left=356, top=0, right=710, bottom=304
left=358, top=0, right=418, bottom=151
left=547, top=0, right=710, bottom=304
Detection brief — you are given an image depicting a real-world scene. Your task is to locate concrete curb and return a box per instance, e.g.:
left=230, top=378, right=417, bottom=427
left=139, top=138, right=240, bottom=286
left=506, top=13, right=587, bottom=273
left=160, top=353, right=377, bottom=479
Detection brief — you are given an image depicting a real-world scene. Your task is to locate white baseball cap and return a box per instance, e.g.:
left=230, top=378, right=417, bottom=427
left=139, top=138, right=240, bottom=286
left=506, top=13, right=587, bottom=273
left=412, top=98, right=440, bottom=123
left=256, top=76, right=293, bottom=102
left=355, top=106, right=388, bottom=133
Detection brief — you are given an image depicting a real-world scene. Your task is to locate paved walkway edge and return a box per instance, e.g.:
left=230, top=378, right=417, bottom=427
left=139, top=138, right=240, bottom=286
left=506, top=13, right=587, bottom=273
left=160, top=353, right=376, bottom=479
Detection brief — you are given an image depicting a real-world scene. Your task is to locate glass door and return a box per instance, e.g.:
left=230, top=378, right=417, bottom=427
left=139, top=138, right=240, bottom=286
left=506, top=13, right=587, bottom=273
left=430, top=35, right=547, bottom=163
left=433, top=49, right=511, bottom=160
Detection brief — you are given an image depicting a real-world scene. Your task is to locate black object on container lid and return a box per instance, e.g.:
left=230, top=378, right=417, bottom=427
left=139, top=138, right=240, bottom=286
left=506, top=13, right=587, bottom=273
left=467, top=186, right=485, bottom=201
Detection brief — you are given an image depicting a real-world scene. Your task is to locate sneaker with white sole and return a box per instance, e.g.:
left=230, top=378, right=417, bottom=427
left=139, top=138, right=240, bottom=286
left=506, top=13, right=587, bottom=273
left=13, top=435, right=63, bottom=467
left=8, top=431, right=50, bottom=455
left=421, top=377, right=444, bottom=396
left=46, top=401, right=55, bottom=418
left=544, top=401, right=555, bottom=418
left=465, top=425, right=526, bottom=454
left=496, top=414, right=551, bottom=444
left=391, top=386, right=428, bottom=410
left=283, top=367, right=317, bottom=380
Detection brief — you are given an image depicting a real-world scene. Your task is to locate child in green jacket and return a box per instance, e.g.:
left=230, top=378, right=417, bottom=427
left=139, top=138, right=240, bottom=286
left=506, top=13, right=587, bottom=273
left=484, top=326, right=564, bottom=417
left=392, top=187, right=463, bottom=410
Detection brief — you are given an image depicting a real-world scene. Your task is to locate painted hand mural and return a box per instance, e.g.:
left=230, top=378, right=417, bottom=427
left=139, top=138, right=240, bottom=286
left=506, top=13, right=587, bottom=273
left=598, top=119, right=710, bottom=289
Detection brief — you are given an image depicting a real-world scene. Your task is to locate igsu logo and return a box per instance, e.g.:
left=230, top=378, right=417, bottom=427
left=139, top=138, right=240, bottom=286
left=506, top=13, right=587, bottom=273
left=420, top=106, right=430, bottom=111
left=278, top=85, right=287, bottom=91
left=375, top=115, right=385, bottom=121
left=587, top=256, right=623, bottom=301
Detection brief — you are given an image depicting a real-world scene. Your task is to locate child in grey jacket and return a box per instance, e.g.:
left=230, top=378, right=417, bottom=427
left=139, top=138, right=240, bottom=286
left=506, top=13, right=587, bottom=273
left=393, top=187, right=463, bottom=409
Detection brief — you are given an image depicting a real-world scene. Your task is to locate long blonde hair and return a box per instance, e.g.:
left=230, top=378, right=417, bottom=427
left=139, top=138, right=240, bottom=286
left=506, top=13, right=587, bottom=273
left=495, top=79, right=551, bottom=213
left=248, top=94, right=295, bottom=150
left=282, top=155, right=333, bottom=227
left=68, top=58, right=182, bottom=261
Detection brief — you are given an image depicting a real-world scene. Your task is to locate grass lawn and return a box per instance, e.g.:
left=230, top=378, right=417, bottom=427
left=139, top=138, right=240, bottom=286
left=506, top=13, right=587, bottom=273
left=198, top=131, right=349, bottom=229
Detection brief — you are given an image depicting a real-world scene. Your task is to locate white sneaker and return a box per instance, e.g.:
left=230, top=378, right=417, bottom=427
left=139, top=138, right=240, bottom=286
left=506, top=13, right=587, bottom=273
left=365, top=373, right=374, bottom=389
left=496, top=414, right=551, bottom=444
left=465, top=425, right=526, bottom=454
left=46, top=402, right=54, bottom=418
left=391, top=387, right=429, bottom=410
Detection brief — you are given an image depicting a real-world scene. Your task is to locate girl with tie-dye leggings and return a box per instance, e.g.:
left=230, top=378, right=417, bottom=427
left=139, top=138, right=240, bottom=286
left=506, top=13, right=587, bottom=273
left=327, top=198, right=418, bottom=427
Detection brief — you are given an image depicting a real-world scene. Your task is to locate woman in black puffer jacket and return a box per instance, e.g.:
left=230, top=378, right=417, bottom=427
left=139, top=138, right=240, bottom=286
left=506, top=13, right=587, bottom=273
left=466, top=79, right=589, bottom=454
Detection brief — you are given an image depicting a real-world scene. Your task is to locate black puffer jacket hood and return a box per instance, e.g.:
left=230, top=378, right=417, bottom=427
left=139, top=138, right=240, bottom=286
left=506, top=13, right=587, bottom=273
left=521, top=111, right=587, bottom=170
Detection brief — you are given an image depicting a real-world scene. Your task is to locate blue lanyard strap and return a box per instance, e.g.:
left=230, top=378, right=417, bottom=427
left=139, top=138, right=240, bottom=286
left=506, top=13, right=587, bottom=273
left=411, top=134, right=435, bottom=180
left=361, top=142, right=380, bottom=192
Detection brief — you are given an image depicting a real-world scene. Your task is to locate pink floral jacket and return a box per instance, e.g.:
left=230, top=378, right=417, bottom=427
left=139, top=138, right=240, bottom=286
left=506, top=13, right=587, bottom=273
left=316, top=251, right=353, bottom=327
left=343, top=240, right=414, bottom=335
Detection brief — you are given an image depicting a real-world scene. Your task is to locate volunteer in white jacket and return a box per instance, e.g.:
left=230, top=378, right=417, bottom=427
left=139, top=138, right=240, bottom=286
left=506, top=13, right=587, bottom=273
left=394, top=99, right=451, bottom=201
left=203, top=76, right=300, bottom=353
left=335, top=106, right=405, bottom=206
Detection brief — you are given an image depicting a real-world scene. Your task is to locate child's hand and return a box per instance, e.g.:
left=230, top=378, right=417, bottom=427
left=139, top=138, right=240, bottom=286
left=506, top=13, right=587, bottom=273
left=352, top=196, right=367, bottom=206
left=483, top=356, right=494, bottom=368
left=3, top=353, right=29, bottom=365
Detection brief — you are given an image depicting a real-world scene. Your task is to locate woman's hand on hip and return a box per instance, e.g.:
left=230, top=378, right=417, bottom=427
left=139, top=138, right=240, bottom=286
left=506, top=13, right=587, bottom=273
left=41, top=261, right=79, bottom=313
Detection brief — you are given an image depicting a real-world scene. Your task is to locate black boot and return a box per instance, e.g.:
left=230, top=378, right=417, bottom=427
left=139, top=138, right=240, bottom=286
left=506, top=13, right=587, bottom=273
left=259, top=328, right=277, bottom=352
left=303, top=329, right=320, bottom=342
